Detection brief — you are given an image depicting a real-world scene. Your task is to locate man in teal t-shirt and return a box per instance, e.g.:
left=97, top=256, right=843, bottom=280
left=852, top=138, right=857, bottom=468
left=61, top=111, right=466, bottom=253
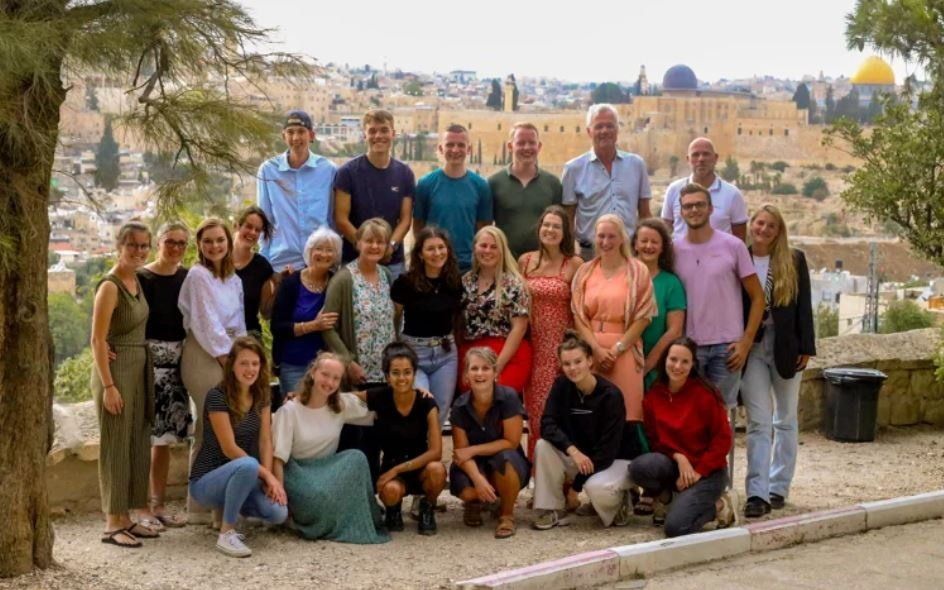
left=413, top=124, right=493, bottom=271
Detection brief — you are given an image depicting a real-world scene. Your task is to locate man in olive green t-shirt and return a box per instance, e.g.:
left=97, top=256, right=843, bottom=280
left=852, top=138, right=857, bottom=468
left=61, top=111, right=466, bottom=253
left=488, top=123, right=563, bottom=257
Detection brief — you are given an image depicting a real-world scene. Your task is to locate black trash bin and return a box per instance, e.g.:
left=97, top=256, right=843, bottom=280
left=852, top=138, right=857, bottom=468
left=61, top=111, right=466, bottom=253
left=822, top=367, right=887, bottom=442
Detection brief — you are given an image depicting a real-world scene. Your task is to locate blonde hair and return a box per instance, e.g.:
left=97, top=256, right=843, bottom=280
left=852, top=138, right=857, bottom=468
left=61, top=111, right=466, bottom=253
left=355, top=217, right=392, bottom=244
left=471, top=226, right=523, bottom=309
left=751, top=204, right=797, bottom=307
left=509, top=122, right=540, bottom=141
left=298, top=352, right=346, bottom=413
left=593, top=214, right=632, bottom=260
left=195, top=217, right=235, bottom=278
left=464, top=346, right=498, bottom=371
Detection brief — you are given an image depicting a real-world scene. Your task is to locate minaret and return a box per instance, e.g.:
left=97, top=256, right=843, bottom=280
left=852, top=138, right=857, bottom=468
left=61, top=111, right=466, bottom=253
left=503, top=75, right=516, bottom=113
left=638, top=65, right=650, bottom=96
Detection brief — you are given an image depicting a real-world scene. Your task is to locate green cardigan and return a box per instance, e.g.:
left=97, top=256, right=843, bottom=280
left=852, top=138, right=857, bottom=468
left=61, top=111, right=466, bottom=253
left=321, top=264, right=397, bottom=365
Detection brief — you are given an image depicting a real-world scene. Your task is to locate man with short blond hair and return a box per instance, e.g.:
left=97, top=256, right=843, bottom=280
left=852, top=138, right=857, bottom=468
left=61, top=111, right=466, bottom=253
left=661, top=137, right=748, bottom=240
left=563, top=104, right=652, bottom=260
left=489, top=122, right=563, bottom=257
left=413, top=123, right=492, bottom=271
left=334, top=108, right=415, bottom=276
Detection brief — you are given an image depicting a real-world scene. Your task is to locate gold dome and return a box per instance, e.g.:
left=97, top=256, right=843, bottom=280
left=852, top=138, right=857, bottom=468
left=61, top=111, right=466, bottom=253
left=851, top=56, right=895, bottom=86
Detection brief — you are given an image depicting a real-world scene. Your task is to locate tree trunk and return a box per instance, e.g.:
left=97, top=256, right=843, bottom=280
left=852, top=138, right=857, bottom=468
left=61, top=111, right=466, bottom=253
left=0, top=68, right=66, bottom=577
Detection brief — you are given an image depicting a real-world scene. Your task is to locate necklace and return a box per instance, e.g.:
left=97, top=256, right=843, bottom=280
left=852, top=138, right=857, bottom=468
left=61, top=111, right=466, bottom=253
left=301, top=270, right=326, bottom=293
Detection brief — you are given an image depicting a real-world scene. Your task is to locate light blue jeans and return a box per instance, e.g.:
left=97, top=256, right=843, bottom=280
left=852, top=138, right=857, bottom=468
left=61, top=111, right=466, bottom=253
left=385, top=262, right=406, bottom=280
left=402, top=335, right=458, bottom=425
left=189, top=456, right=288, bottom=527
left=279, top=362, right=310, bottom=397
left=741, top=327, right=801, bottom=501
left=696, top=343, right=741, bottom=409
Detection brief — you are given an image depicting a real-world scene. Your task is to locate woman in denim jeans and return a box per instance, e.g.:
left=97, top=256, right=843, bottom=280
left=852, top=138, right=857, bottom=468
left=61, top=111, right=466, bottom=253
left=390, top=227, right=463, bottom=424
left=741, top=205, right=815, bottom=518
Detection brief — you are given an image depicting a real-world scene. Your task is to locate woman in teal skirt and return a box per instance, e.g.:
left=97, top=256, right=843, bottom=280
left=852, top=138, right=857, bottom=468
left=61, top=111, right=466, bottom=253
left=272, top=352, right=389, bottom=544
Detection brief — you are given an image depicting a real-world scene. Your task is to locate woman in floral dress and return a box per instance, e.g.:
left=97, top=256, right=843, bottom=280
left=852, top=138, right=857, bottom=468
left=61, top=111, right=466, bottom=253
left=517, top=206, right=582, bottom=460
left=322, top=217, right=397, bottom=481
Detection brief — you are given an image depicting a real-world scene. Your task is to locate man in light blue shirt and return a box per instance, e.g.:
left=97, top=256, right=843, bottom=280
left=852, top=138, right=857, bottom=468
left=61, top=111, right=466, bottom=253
left=257, top=110, right=337, bottom=271
left=562, top=104, right=652, bottom=260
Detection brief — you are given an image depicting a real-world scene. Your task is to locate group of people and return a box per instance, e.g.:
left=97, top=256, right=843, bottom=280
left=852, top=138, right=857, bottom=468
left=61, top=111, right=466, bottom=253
left=89, top=103, right=815, bottom=558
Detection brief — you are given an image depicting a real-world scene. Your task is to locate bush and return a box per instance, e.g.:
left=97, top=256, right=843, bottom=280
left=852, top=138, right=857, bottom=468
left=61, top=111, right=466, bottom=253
left=825, top=162, right=837, bottom=171
left=49, top=292, right=89, bottom=367
left=54, top=348, right=94, bottom=403
left=771, top=183, right=798, bottom=195
left=802, top=176, right=830, bottom=199
left=815, top=304, right=839, bottom=338
left=770, top=160, right=789, bottom=172
left=880, top=300, right=935, bottom=334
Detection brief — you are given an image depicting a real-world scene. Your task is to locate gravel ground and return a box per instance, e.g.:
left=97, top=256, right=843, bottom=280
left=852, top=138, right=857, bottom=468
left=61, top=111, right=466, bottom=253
left=3, top=425, right=943, bottom=590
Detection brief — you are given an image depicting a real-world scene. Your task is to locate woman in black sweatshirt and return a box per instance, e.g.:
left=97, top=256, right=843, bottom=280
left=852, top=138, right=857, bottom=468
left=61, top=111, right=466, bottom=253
left=531, top=331, right=634, bottom=530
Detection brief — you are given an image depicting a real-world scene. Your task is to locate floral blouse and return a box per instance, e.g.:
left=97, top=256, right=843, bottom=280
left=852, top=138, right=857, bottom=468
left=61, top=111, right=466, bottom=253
left=461, top=271, right=530, bottom=340
left=350, top=262, right=395, bottom=383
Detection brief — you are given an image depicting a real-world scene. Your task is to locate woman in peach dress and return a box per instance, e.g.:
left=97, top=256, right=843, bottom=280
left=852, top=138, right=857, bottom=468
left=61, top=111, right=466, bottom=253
left=572, top=214, right=656, bottom=458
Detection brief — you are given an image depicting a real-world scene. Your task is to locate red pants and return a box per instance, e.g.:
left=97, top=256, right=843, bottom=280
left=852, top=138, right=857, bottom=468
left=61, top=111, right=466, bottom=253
left=458, top=336, right=532, bottom=394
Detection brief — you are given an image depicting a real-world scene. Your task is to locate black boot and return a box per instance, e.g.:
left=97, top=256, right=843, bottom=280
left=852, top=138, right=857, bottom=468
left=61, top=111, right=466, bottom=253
left=384, top=502, right=404, bottom=532
left=418, top=498, right=437, bottom=536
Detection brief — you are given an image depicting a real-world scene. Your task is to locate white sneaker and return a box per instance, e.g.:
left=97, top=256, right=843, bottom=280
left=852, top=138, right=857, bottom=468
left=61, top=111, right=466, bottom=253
left=216, top=530, right=252, bottom=558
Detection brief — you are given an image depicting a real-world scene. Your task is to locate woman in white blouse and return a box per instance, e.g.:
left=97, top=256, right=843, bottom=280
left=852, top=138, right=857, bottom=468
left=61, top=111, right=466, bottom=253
left=272, top=352, right=389, bottom=544
left=179, top=217, right=247, bottom=520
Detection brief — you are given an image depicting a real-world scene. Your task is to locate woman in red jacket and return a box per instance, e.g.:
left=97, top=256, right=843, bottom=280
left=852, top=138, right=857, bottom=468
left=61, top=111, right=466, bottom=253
left=629, top=337, right=737, bottom=537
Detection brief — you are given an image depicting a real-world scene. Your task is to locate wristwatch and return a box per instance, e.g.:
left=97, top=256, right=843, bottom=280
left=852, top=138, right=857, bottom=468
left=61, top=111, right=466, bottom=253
left=615, top=340, right=627, bottom=354
left=389, top=240, right=398, bottom=251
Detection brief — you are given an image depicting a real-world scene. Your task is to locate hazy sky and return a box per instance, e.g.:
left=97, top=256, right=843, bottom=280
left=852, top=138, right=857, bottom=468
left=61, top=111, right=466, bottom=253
left=238, top=0, right=916, bottom=84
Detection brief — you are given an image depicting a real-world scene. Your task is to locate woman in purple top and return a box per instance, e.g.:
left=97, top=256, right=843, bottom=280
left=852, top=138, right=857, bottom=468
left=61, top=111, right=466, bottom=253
left=271, top=227, right=342, bottom=395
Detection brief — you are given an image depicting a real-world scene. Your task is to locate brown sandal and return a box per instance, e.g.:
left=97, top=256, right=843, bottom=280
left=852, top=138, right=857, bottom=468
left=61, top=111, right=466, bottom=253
left=125, top=522, right=160, bottom=538
left=494, top=515, right=516, bottom=539
left=101, top=529, right=141, bottom=548
left=463, top=501, right=484, bottom=527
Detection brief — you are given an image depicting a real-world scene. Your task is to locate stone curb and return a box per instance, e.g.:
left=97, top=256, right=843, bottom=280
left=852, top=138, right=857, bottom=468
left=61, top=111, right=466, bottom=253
left=454, top=490, right=944, bottom=590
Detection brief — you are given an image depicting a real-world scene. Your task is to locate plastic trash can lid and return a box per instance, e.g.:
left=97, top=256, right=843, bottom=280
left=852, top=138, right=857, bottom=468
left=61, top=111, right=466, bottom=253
left=823, top=367, right=887, bottom=382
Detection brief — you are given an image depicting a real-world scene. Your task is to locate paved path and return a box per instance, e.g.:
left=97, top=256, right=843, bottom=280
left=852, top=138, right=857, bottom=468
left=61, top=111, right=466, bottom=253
left=603, top=519, right=944, bottom=590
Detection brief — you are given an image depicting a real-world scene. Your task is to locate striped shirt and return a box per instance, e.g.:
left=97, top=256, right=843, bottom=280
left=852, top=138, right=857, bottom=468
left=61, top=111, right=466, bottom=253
left=190, top=387, right=261, bottom=482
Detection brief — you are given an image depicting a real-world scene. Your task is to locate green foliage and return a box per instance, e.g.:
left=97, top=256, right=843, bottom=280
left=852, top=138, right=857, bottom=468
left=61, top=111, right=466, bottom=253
left=590, top=82, right=630, bottom=105
left=53, top=348, right=94, bottom=403
left=880, top=299, right=935, bottom=334
left=802, top=176, right=829, bottom=199
left=48, top=293, right=89, bottom=367
left=47, top=250, right=58, bottom=268
left=668, top=155, right=680, bottom=177
left=94, top=118, right=120, bottom=191
left=771, top=183, right=798, bottom=195
left=815, top=304, right=839, bottom=338
left=792, top=83, right=811, bottom=110
left=403, top=80, right=423, bottom=97
left=825, top=86, right=836, bottom=123
left=720, top=156, right=739, bottom=182
left=770, top=160, right=789, bottom=172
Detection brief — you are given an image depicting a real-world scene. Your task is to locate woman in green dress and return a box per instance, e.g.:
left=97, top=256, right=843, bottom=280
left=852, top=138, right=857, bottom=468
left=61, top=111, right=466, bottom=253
left=90, top=220, right=157, bottom=548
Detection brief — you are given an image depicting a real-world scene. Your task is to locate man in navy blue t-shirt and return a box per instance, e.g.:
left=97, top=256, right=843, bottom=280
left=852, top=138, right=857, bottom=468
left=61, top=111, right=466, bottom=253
left=334, top=109, right=415, bottom=277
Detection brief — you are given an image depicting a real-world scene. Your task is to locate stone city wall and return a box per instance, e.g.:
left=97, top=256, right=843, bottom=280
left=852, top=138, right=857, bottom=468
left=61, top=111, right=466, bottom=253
left=46, top=329, right=943, bottom=514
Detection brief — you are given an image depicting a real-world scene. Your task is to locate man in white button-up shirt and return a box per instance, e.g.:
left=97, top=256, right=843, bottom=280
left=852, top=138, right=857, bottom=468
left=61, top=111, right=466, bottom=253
left=661, top=137, right=748, bottom=241
left=562, top=104, right=652, bottom=260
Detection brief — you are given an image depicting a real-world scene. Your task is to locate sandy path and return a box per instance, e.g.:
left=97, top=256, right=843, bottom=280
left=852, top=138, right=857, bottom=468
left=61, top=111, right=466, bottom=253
left=2, top=426, right=943, bottom=590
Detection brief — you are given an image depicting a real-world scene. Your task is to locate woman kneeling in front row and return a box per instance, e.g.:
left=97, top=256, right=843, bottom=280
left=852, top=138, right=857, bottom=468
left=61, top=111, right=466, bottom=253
left=366, top=342, right=446, bottom=535
left=629, top=337, right=737, bottom=537
left=188, top=337, right=288, bottom=557
left=532, top=331, right=634, bottom=530
left=450, top=347, right=531, bottom=539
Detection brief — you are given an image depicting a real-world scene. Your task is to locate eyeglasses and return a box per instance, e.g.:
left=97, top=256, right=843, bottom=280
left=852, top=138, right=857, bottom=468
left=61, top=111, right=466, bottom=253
left=680, top=202, right=708, bottom=211
left=163, top=240, right=188, bottom=248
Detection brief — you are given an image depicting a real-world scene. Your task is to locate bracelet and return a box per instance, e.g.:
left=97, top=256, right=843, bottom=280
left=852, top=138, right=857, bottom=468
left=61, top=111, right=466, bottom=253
left=104, top=384, right=115, bottom=389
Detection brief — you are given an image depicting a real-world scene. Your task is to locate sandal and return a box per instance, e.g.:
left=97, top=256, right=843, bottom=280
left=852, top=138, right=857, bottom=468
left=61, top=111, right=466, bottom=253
left=154, top=512, right=188, bottom=528
left=463, top=501, right=483, bottom=527
left=101, top=529, right=141, bottom=548
left=136, top=517, right=166, bottom=533
left=494, top=515, right=516, bottom=539
left=125, top=522, right=160, bottom=538
left=634, top=495, right=654, bottom=516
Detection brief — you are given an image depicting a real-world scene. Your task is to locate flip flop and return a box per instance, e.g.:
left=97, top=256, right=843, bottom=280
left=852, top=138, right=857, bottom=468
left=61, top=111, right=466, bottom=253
left=125, top=522, right=160, bottom=538
left=101, top=529, right=141, bottom=548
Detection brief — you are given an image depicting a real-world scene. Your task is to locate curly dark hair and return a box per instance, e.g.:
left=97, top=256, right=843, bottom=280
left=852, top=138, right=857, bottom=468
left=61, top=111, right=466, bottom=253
left=632, top=217, right=675, bottom=273
left=406, top=226, right=462, bottom=293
